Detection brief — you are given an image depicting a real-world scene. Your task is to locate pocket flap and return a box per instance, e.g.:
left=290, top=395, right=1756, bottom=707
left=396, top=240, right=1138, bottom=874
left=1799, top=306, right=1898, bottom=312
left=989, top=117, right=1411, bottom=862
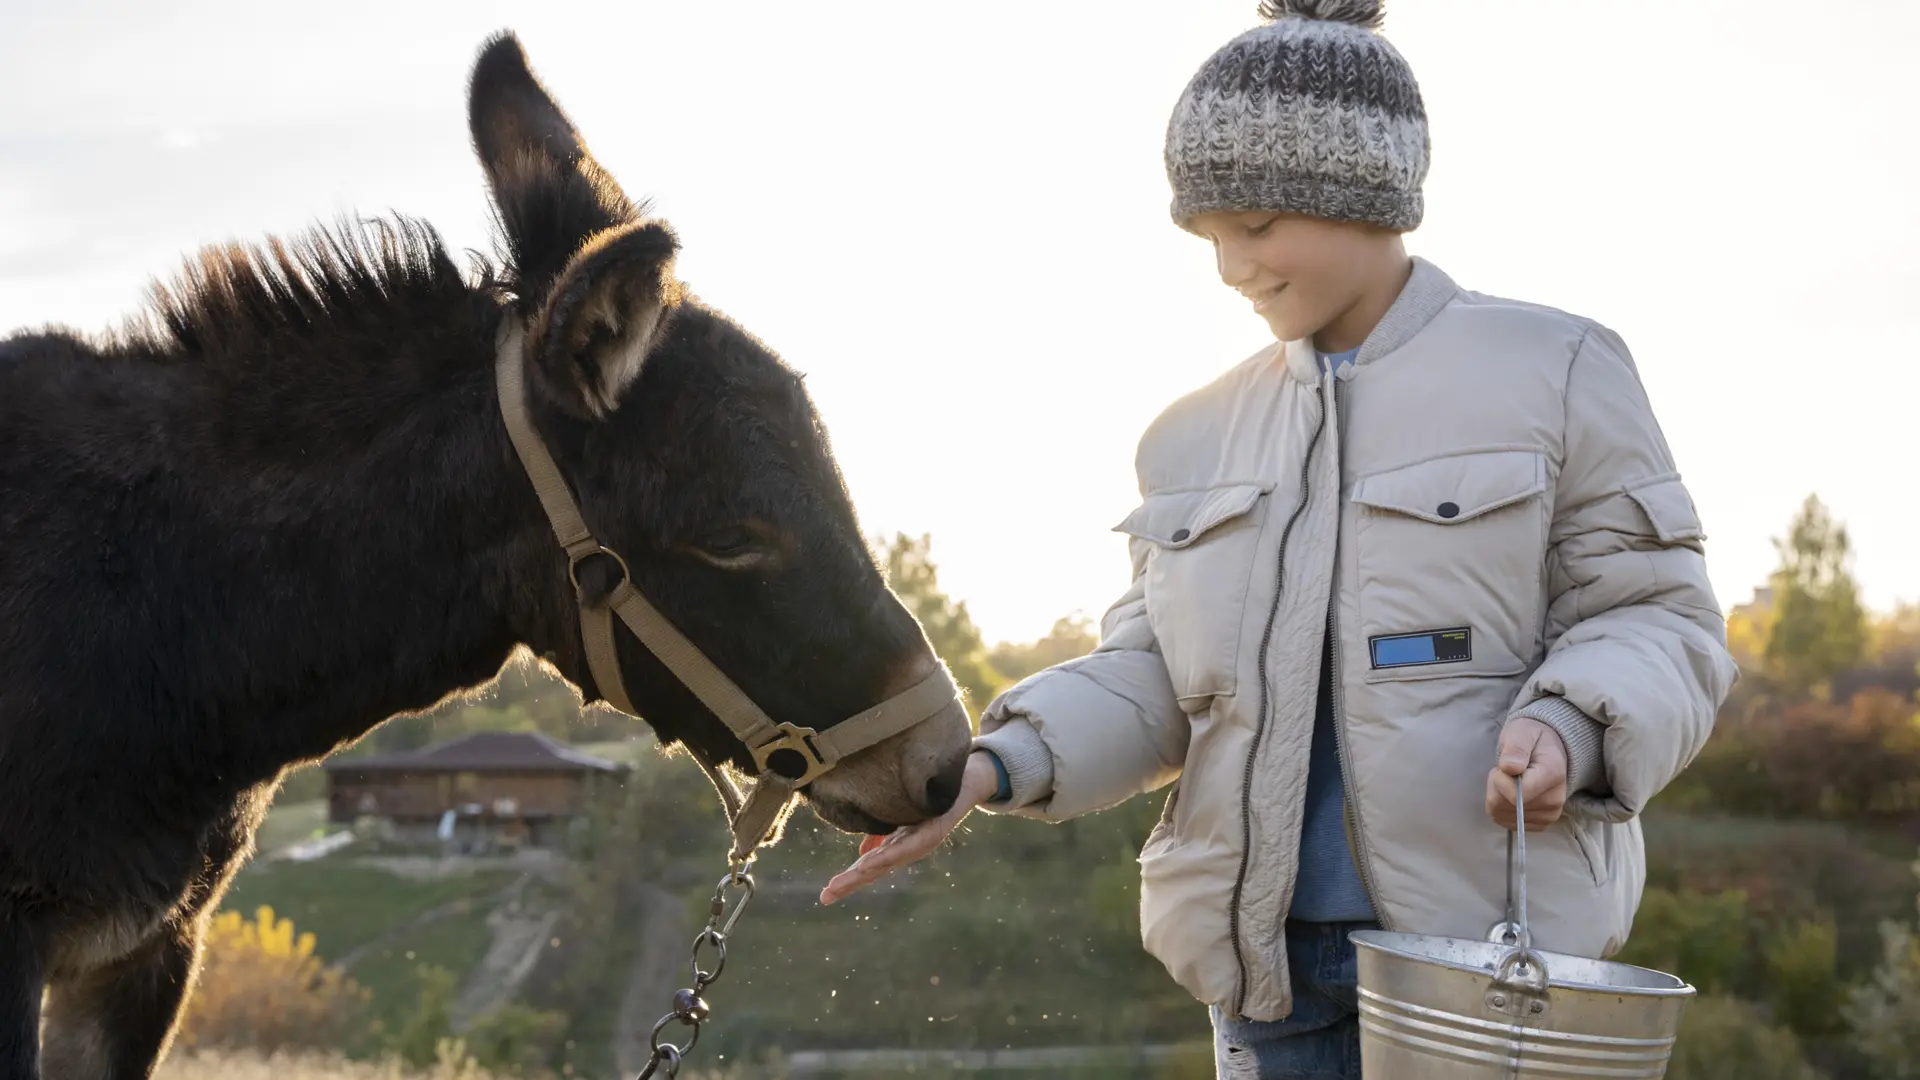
left=1625, top=475, right=1705, bottom=543
left=1352, top=450, right=1546, bottom=525
left=1114, top=483, right=1269, bottom=549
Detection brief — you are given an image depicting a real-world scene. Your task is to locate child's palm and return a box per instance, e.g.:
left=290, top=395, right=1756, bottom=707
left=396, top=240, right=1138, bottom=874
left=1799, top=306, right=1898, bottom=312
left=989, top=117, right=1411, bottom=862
left=818, top=751, right=999, bottom=905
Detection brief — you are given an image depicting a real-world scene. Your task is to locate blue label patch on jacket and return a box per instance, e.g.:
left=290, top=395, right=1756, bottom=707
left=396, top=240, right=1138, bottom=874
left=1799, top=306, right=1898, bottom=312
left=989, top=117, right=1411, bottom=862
left=1369, top=628, right=1472, bottom=669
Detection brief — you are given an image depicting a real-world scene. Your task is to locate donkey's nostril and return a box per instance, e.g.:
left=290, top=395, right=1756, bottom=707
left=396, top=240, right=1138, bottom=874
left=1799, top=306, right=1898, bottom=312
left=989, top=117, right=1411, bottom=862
left=923, top=756, right=965, bottom=817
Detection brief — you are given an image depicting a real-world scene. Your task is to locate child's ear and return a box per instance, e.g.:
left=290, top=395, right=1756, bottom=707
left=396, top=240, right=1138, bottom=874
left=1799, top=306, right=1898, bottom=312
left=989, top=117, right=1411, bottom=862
left=527, top=220, right=682, bottom=420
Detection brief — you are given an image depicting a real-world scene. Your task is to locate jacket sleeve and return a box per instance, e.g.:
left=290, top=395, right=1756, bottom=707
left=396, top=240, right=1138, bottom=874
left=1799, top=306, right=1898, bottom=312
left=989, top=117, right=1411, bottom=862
left=1508, top=322, right=1738, bottom=823
left=971, top=533, right=1189, bottom=823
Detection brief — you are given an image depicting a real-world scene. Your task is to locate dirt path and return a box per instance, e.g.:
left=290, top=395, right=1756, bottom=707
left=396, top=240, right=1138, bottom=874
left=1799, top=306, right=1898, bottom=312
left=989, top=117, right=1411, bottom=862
left=450, top=895, right=564, bottom=1030
left=611, top=884, right=692, bottom=1076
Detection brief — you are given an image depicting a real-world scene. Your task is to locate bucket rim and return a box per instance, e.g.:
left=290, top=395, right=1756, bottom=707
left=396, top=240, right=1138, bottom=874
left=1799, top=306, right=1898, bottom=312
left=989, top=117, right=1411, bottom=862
left=1348, top=928, right=1696, bottom=998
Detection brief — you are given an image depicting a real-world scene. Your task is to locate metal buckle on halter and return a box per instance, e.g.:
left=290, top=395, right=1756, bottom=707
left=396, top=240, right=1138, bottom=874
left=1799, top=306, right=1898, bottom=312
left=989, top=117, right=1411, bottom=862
left=750, top=723, right=830, bottom=786
left=567, top=543, right=632, bottom=595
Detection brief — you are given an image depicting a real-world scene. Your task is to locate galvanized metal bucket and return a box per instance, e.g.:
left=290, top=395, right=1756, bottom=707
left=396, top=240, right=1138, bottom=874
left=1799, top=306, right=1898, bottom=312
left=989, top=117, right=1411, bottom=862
left=1349, top=776, right=1695, bottom=1078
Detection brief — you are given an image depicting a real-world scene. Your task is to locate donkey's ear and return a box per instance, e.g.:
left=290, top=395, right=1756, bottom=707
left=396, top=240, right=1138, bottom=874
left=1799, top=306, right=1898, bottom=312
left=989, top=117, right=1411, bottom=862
left=467, top=32, right=639, bottom=302
left=528, top=221, right=683, bottom=420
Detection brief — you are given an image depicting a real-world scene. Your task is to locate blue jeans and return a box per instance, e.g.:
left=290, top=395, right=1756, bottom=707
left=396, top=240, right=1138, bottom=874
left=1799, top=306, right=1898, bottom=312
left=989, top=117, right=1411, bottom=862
left=1210, top=920, right=1378, bottom=1080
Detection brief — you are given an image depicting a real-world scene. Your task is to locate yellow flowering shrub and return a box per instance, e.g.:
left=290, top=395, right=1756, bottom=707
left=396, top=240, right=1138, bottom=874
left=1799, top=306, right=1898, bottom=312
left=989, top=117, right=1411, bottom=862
left=176, top=905, right=371, bottom=1051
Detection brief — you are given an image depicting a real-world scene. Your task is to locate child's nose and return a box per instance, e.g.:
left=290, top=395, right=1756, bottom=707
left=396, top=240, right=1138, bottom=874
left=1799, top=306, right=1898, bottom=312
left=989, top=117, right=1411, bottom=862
left=1214, top=239, right=1256, bottom=288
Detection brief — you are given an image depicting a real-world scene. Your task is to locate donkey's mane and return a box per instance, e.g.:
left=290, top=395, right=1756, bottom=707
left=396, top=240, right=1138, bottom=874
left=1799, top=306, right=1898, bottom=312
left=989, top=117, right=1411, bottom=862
left=113, top=213, right=504, bottom=365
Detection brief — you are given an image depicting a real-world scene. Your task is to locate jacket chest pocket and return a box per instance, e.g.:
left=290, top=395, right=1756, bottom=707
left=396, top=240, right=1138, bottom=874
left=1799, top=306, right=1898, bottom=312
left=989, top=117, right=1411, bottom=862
left=1349, top=449, right=1549, bottom=683
left=1115, top=482, right=1274, bottom=706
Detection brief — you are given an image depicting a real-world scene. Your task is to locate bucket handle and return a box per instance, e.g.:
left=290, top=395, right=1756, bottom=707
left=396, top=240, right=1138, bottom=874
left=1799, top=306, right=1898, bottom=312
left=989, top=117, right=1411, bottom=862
left=1506, top=770, right=1531, bottom=951
left=1487, top=771, right=1552, bottom=1020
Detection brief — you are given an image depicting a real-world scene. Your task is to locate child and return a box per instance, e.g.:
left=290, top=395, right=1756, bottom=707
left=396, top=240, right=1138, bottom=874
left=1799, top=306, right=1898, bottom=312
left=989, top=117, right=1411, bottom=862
left=822, top=2, right=1737, bottom=1075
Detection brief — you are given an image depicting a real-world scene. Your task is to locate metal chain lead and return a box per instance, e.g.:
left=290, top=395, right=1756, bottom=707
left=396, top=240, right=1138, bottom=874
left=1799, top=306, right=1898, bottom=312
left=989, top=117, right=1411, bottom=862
left=636, top=861, right=757, bottom=1080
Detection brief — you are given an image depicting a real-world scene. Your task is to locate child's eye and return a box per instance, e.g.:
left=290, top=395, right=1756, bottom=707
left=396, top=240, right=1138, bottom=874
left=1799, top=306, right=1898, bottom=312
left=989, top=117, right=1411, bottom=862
left=1246, top=216, right=1280, bottom=238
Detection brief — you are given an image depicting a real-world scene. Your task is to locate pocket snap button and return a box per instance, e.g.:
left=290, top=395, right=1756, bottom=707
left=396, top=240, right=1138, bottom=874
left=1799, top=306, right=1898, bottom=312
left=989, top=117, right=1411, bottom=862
left=1437, top=502, right=1460, bottom=519
left=1171, top=528, right=1192, bottom=542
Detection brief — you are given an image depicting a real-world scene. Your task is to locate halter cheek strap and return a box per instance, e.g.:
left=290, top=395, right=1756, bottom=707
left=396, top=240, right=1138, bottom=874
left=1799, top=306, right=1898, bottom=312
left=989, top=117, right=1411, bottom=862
left=493, top=317, right=958, bottom=865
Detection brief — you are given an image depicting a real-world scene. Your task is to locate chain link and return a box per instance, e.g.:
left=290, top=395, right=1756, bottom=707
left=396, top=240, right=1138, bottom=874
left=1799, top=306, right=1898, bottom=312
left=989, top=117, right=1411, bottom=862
left=635, top=860, right=757, bottom=1079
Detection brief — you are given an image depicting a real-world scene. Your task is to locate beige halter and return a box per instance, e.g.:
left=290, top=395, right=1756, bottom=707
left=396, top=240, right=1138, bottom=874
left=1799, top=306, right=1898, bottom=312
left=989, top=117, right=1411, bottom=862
left=493, top=318, right=958, bottom=864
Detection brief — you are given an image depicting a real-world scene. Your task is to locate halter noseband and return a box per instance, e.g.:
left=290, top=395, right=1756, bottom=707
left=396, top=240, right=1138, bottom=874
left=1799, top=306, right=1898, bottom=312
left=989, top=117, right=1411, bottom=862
left=493, top=318, right=959, bottom=865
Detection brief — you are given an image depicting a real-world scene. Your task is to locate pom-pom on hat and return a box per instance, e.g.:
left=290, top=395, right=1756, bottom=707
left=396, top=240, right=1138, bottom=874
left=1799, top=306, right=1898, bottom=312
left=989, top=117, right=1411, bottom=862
left=1165, top=0, right=1429, bottom=233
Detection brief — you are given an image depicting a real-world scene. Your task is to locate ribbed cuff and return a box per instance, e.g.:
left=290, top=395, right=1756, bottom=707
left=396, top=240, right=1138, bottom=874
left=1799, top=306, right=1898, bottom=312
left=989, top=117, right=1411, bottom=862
left=1514, top=695, right=1608, bottom=796
left=971, top=720, right=1055, bottom=809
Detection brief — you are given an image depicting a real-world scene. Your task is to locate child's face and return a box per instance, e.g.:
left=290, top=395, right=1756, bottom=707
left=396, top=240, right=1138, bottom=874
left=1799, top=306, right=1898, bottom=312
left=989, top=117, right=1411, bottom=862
left=1190, top=209, right=1388, bottom=345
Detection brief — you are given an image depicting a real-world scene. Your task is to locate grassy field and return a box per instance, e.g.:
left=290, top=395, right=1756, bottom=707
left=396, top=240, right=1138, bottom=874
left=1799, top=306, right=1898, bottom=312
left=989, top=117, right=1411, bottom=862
left=630, top=795, right=1216, bottom=1067
left=345, top=897, right=504, bottom=1012
left=253, top=799, right=335, bottom=856
left=220, top=859, right=527, bottom=1013
left=223, top=862, right=519, bottom=959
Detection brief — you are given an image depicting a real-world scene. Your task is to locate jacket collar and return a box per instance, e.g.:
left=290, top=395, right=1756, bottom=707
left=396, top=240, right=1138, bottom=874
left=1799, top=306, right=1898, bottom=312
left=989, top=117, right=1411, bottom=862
left=1282, top=256, right=1460, bottom=384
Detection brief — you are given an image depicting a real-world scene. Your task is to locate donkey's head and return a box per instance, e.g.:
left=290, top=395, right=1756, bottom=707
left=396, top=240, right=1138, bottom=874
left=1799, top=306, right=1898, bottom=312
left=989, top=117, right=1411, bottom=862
left=468, top=33, right=972, bottom=835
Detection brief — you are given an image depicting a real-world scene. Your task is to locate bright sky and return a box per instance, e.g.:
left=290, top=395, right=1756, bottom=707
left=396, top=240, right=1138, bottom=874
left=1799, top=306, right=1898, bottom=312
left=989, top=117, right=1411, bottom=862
left=3, top=0, right=1914, bottom=646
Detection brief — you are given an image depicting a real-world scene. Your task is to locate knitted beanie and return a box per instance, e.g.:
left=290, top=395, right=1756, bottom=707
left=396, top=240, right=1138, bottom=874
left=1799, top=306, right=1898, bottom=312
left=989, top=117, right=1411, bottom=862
left=1164, top=0, right=1429, bottom=233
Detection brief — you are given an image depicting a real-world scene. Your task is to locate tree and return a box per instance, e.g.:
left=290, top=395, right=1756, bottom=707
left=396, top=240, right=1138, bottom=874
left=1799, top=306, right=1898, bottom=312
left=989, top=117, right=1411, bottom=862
left=1725, top=599, right=1772, bottom=675
left=877, top=533, right=1005, bottom=720
left=1873, top=602, right=1920, bottom=677
left=339, top=650, right=643, bottom=761
left=1764, top=494, right=1869, bottom=698
left=1678, top=690, right=1920, bottom=821
left=989, top=614, right=1100, bottom=685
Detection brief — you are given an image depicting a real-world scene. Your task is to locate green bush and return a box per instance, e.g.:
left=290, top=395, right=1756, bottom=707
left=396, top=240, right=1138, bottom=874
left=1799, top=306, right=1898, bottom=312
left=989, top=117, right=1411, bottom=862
left=1641, top=812, right=1916, bottom=978
left=1666, top=995, right=1822, bottom=1080
left=1615, top=887, right=1754, bottom=995
left=463, top=1004, right=569, bottom=1074
left=379, top=965, right=460, bottom=1068
left=1764, top=915, right=1844, bottom=1040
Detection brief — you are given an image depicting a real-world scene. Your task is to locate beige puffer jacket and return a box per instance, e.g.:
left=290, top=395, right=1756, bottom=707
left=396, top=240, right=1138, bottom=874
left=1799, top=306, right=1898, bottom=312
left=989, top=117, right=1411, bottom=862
left=974, top=258, right=1737, bottom=1022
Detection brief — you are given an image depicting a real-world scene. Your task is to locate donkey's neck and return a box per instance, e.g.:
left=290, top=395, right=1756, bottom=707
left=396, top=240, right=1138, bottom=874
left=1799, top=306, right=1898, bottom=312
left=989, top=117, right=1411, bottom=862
left=178, top=342, right=582, bottom=784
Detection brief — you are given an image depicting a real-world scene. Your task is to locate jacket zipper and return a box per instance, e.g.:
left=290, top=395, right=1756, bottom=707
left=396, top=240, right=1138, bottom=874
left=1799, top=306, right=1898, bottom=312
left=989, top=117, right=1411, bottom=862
left=1229, top=379, right=1330, bottom=1019
left=1323, top=373, right=1391, bottom=930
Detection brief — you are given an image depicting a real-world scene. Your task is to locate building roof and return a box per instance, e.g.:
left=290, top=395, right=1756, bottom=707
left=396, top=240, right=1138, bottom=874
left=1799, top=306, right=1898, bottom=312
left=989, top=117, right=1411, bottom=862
left=322, top=731, right=633, bottom=775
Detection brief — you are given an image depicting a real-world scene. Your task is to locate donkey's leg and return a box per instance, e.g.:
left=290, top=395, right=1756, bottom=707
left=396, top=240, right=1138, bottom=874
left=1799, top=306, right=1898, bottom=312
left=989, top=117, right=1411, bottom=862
left=0, top=909, right=44, bottom=1080
left=39, top=920, right=202, bottom=1080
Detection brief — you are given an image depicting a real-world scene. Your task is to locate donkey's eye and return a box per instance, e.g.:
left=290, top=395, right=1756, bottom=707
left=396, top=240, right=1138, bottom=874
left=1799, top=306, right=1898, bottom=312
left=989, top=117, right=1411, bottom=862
left=688, top=523, right=781, bottom=570
left=705, top=527, right=758, bottom=557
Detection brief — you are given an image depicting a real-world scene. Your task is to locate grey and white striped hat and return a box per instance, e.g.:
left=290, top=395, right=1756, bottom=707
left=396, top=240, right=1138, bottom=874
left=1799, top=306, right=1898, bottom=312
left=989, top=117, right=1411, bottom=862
left=1165, top=0, right=1429, bottom=233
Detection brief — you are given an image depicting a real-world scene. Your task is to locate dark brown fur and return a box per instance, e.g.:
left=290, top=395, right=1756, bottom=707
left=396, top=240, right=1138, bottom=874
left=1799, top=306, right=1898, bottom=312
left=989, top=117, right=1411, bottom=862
left=0, top=32, right=968, bottom=1079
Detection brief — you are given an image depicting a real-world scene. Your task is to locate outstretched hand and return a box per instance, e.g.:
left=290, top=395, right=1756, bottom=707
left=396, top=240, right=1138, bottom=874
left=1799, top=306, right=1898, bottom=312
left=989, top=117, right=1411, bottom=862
left=1486, top=717, right=1568, bottom=831
left=819, top=750, right=1002, bottom=905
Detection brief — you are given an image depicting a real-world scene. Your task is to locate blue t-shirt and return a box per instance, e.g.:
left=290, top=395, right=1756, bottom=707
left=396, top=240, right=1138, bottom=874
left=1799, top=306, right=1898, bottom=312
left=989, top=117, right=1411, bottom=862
left=1290, top=346, right=1376, bottom=922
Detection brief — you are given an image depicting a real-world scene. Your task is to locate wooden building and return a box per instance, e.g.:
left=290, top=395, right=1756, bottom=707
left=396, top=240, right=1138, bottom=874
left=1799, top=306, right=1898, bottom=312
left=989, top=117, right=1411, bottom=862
left=322, top=731, right=631, bottom=850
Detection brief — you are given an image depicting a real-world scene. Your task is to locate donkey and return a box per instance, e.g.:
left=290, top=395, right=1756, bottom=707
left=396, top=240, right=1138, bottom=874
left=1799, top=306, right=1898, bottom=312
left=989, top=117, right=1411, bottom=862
left=0, top=31, right=972, bottom=1080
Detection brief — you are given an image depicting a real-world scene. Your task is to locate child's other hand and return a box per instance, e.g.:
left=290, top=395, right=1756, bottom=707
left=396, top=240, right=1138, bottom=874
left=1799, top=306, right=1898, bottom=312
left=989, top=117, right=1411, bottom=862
left=1487, top=717, right=1568, bottom=831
